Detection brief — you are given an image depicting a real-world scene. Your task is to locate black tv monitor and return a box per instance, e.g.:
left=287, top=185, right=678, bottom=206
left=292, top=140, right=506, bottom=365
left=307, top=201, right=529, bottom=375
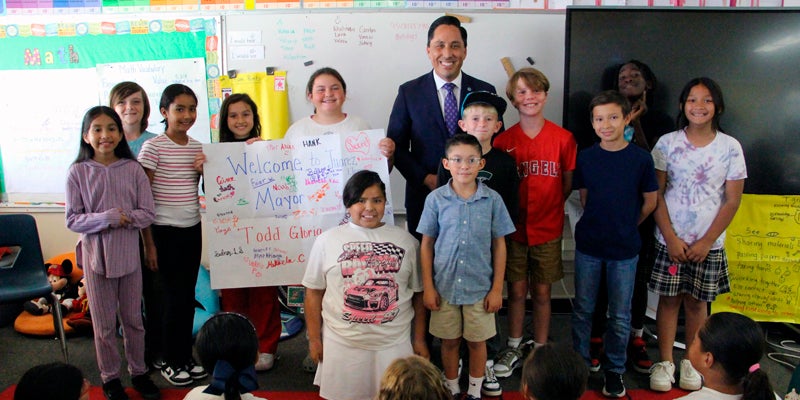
left=564, top=8, right=800, bottom=195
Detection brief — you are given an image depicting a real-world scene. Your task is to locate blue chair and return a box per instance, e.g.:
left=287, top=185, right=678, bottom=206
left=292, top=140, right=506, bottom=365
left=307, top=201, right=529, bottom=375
left=0, top=214, right=69, bottom=362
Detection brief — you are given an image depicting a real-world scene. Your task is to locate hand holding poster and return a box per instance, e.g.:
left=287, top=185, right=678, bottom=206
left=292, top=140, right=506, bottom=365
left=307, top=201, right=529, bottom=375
left=203, top=129, right=393, bottom=288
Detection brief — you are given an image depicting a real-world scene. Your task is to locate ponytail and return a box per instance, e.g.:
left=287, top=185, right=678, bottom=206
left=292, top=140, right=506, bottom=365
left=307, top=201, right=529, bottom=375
left=223, top=376, right=242, bottom=400
left=742, top=365, right=775, bottom=400
left=699, top=314, right=775, bottom=400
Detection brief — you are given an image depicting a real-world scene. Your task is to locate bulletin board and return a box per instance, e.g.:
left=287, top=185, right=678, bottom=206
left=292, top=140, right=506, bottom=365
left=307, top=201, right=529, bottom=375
left=0, top=16, right=218, bottom=203
left=222, top=11, right=567, bottom=211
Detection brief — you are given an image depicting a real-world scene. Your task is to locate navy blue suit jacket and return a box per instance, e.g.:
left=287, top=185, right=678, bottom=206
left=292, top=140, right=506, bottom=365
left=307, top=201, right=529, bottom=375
left=387, top=71, right=497, bottom=235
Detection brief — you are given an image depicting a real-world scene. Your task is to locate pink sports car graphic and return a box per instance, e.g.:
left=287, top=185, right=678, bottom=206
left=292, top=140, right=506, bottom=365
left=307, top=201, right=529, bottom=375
left=345, top=278, right=399, bottom=311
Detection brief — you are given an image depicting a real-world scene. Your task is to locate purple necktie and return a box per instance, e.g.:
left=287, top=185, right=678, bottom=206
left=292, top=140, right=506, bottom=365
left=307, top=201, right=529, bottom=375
left=443, top=82, right=458, bottom=136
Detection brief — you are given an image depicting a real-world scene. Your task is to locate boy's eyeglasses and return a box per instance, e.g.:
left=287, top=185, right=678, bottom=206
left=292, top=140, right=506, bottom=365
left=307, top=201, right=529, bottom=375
left=447, top=157, right=482, bottom=165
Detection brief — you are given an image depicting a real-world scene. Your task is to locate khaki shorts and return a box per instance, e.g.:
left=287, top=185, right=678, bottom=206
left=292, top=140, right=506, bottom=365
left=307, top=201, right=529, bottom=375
left=429, top=298, right=496, bottom=342
left=506, top=237, right=564, bottom=285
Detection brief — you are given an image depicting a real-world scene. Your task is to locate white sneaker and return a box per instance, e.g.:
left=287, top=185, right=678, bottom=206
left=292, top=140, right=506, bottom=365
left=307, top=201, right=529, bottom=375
left=161, top=365, right=193, bottom=387
left=649, top=361, right=675, bottom=392
left=679, top=359, right=702, bottom=391
left=481, top=363, right=502, bottom=397
left=255, top=353, right=275, bottom=371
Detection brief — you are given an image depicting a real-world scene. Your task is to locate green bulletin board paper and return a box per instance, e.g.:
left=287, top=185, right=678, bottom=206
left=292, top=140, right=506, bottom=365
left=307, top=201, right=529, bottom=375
left=0, top=18, right=212, bottom=202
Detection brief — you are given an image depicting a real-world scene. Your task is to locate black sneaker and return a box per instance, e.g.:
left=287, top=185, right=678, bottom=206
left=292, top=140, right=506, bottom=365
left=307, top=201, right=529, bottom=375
left=186, top=359, right=208, bottom=380
left=132, top=374, right=161, bottom=400
left=150, top=357, right=166, bottom=372
left=602, top=370, right=626, bottom=398
left=160, top=365, right=193, bottom=386
left=102, top=378, right=129, bottom=400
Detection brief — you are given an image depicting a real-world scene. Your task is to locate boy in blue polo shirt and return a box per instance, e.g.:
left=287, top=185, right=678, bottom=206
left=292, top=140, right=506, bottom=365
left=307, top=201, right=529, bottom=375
left=436, top=91, right=518, bottom=398
left=418, top=133, right=515, bottom=400
left=571, top=90, right=657, bottom=398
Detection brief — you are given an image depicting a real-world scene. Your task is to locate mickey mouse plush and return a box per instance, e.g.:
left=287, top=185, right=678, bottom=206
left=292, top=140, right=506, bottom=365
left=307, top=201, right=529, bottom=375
left=67, top=277, right=92, bottom=333
left=24, top=259, right=78, bottom=316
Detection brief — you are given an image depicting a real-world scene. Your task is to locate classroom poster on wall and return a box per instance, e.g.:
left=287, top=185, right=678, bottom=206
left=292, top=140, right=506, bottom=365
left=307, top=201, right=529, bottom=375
left=714, top=194, right=800, bottom=323
left=203, top=129, right=393, bottom=288
left=0, top=18, right=215, bottom=203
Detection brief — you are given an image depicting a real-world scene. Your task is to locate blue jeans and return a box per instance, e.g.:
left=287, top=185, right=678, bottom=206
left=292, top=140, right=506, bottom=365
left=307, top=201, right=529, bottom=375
left=571, top=250, right=637, bottom=374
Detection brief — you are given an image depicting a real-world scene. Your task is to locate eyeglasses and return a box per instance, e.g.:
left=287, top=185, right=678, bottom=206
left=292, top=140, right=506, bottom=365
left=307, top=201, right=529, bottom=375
left=447, top=157, right=482, bottom=165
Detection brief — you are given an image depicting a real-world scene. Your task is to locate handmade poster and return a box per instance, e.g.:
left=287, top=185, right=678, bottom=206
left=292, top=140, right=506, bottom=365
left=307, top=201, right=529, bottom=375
left=714, top=194, right=800, bottom=323
left=203, top=129, right=393, bottom=288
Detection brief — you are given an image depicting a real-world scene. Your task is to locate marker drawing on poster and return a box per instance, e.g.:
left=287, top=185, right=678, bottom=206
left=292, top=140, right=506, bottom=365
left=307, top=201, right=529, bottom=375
left=203, top=129, right=393, bottom=289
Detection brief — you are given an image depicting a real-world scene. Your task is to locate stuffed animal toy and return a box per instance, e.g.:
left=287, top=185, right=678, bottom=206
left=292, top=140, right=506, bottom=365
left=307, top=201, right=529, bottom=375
left=67, top=278, right=92, bottom=333
left=23, top=259, right=78, bottom=316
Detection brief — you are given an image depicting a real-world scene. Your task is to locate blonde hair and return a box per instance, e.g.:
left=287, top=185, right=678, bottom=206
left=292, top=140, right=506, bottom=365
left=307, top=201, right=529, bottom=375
left=376, top=356, right=451, bottom=400
left=506, top=67, right=551, bottom=102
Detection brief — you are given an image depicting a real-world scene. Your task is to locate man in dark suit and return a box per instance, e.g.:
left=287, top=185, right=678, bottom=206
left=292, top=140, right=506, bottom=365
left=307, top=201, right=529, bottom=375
left=387, top=15, right=499, bottom=241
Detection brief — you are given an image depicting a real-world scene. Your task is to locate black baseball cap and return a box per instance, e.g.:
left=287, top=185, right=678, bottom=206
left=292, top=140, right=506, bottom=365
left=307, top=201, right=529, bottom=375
left=460, top=91, right=507, bottom=118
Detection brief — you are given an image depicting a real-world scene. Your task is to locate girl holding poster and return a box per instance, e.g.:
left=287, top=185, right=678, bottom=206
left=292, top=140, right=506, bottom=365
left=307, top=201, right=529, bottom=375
left=284, top=67, right=395, bottom=166
left=215, top=93, right=281, bottom=372
left=302, top=170, right=428, bottom=400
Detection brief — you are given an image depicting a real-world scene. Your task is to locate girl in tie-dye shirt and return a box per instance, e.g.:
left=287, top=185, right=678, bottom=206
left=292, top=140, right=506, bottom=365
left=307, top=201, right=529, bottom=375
left=648, top=77, right=747, bottom=393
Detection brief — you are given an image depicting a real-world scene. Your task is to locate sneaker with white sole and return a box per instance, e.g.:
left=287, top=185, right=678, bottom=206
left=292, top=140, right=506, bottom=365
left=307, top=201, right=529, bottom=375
left=589, top=337, right=603, bottom=373
left=602, top=370, right=626, bottom=398
left=186, top=359, right=208, bottom=380
left=649, top=361, right=675, bottom=392
left=493, top=347, right=523, bottom=378
left=628, top=336, right=653, bottom=374
left=150, top=357, right=166, bottom=372
left=481, top=364, right=502, bottom=397
left=161, top=365, right=193, bottom=387
left=255, top=353, right=275, bottom=371
left=679, top=359, right=702, bottom=391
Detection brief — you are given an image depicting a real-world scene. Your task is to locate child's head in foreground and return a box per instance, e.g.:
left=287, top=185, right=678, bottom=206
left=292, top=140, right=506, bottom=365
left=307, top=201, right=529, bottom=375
left=197, top=312, right=259, bottom=372
left=521, top=342, right=588, bottom=400
left=15, top=362, right=89, bottom=400
left=376, top=355, right=451, bottom=400
left=689, top=312, right=774, bottom=399
left=196, top=312, right=260, bottom=398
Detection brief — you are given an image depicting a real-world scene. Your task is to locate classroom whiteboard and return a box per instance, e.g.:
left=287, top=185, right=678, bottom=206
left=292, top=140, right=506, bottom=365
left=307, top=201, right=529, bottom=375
left=0, top=16, right=215, bottom=203
left=223, top=11, right=566, bottom=212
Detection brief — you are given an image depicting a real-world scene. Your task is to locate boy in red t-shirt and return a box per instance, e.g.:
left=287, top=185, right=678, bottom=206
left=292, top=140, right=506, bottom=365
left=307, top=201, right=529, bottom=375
left=491, top=67, right=577, bottom=378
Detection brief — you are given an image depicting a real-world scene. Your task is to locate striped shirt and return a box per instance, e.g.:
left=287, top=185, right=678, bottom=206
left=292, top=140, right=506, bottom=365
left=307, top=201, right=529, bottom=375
left=66, top=158, right=155, bottom=278
left=138, top=134, right=202, bottom=227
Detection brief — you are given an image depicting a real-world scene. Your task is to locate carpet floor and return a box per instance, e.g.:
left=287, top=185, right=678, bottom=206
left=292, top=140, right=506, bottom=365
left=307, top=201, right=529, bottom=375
left=0, top=385, right=690, bottom=400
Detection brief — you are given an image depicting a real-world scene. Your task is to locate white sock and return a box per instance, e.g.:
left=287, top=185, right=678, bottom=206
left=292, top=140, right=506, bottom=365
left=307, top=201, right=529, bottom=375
left=445, top=377, right=460, bottom=395
left=467, top=375, right=483, bottom=398
left=632, top=328, right=644, bottom=338
left=486, top=359, right=494, bottom=368
left=507, top=336, right=523, bottom=349
left=533, top=341, right=544, bottom=350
